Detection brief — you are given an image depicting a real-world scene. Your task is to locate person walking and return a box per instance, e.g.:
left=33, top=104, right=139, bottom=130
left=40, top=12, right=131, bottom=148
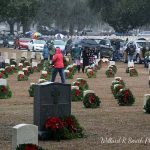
left=0, top=52, right=5, bottom=68
left=82, top=47, right=89, bottom=73
left=71, top=44, right=81, bottom=73
left=51, top=47, right=66, bottom=84
left=42, top=44, right=49, bottom=61
left=126, top=44, right=136, bottom=62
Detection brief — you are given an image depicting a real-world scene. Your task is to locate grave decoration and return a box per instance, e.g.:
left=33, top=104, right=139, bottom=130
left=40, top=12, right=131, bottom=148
left=17, top=71, right=28, bottom=81
left=40, top=71, right=50, bottom=80
left=32, top=62, right=40, bottom=72
left=11, top=65, right=18, bottom=73
left=18, top=63, right=23, bottom=70
left=23, top=68, right=30, bottom=76
left=126, top=62, right=134, bottom=73
left=105, top=68, right=115, bottom=78
left=16, top=144, right=44, bottom=150
left=44, top=115, right=84, bottom=141
left=143, top=94, right=150, bottom=114
left=108, top=65, right=117, bottom=74
left=64, top=70, right=73, bottom=79
left=23, top=61, right=30, bottom=67
left=0, top=79, right=12, bottom=99
left=28, top=83, right=35, bottom=97
left=129, top=68, right=138, bottom=77
left=5, top=66, right=13, bottom=75
left=116, top=88, right=135, bottom=106
left=0, top=69, right=8, bottom=79
left=71, top=86, right=83, bottom=101
left=86, top=69, right=96, bottom=78
left=76, top=78, right=89, bottom=91
left=26, top=66, right=34, bottom=74
left=83, top=90, right=100, bottom=108
left=112, top=84, right=124, bottom=99
left=66, top=64, right=77, bottom=75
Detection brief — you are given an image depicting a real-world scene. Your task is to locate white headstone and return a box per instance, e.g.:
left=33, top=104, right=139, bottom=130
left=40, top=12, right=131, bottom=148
left=0, top=79, right=7, bottom=86
left=84, top=90, right=95, bottom=97
left=18, top=71, right=24, bottom=75
left=143, top=94, right=150, bottom=112
left=32, top=62, right=37, bottom=67
left=5, top=59, right=10, bottom=64
left=40, top=53, right=44, bottom=60
left=109, top=61, right=115, bottom=66
left=4, top=52, right=8, bottom=59
left=21, top=52, right=28, bottom=58
left=12, top=53, right=17, bottom=59
left=12, top=124, right=38, bottom=150
left=128, top=62, right=134, bottom=67
left=31, top=52, right=36, bottom=59
left=19, top=63, right=23, bottom=66
left=42, top=71, right=47, bottom=74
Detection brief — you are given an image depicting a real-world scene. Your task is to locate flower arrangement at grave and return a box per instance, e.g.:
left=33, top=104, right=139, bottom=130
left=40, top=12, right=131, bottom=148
left=0, top=69, right=8, bottom=79
left=11, top=65, right=18, bottom=73
left=44, top=115, right=84, bottom=141
left=63, top=57, right=70, bottom=69
left=17, top=72, right=28, bottom=81
left=33, top=66, right=40, bottom=72
left=26, top=66, right=34, bottom=74
left=23, top=61, right=30, bottom=67
left=18, top=63, right=23, bottom=70
left=129, top=68, right=138, bottom=77
left=76, top=78, right=89, bottom=91
left=23, top=68, right=30, bottom=76
left=108, top=65, right=117, bottom=74
left=116, top=88, right=135, bottom=106
left=66, top=65, right=76, bottom=75
left=126, top=66, right=134, bottom=73
left=85, top=66, right=92, bottom=73
left=143, top=97, right=150, bottom=114
left=112, top=84, right=124, bottom=99
left=86, top=69, right=96, bottom=78
left=5, top=66, right=13, bottom=75
left=83, top=90, right=100, bottom=108
left=64, top=70, right=73, bottom=79
left=71, top=86, right=83, bottom=101
left=40, top=71, right=50, bottom=80
left=16, top=144, right=44, bottom=150
left=114, top=77, right=126, bottom=87
left=105, top=68, right=115, bottom=78
left=0, top=85, right=12, bottom=99
left=28, top=83, right=35, bottom=97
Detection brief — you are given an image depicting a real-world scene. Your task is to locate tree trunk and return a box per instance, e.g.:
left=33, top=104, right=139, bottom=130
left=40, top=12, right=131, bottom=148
left=69, top=23, right=74, bottom=36
left=7, top=21, right=15, bottom=35
left=23, top=22, right=30, bottom=34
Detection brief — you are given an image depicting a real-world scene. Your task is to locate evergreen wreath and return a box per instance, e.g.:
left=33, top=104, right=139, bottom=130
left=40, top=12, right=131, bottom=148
left=65, top=70, right=73, bottom=79
left=5, top=66, right=13, bottom=75
left=17, top=74, right=28, bottom=81
left=109, top=65, right=117, bottom=74
left=143, top=97, right=150, bottom=114
left=28, top=84, right=35, bottom=97
left=105, top=68, right=115, bottom=78
left=0, top=85, right=12, bottom=99
left=129, top=68, right=138, bottom=77
left=76, top=78, right=89, bottom=90
left=116, top=88, right=135, bottom=106
left=71, top=88, right=83, bottom=101
left=126, top=66, right=134, bottom=73
left=16, top=144, right=44, bottom=150
left=86, top=69, right=96, bottom=78
left=83, top=93, right=100, bottom=108
left=44, top=115, right=84, bottom=141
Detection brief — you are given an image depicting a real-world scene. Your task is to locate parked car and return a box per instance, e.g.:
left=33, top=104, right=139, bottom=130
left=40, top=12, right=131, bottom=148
left=98, top=38, right=113, bottom=59
left=14, top=37, right=31, bottom=49
left=28, top=39, right=46, bottom=51
left=0, top=35, right=4, bottom=46
left=123, top=40, right=150, bottom=63
left=3, top=36, right=14, bottom=47
left=53, top=40, right=66, bottom=54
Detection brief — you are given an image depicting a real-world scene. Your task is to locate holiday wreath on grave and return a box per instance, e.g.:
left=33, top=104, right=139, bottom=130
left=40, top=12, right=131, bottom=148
left=86, top=69, right=96, bottom=78
left=83, top=92, right=100, bottom=108
left=71, top=86, right=83, bottom=101
left=0, top=85, right=12, bottom=99
left=105, top=68, right=115, bottom=78
left=16, top=144, right=44, bottom=150
left=5, top=66, right=13, bottom=75
left=28, top=83, right=35, bottom=97
left=129, top=68, right=138, bottom=77
left=0, top=69, right=8, bottom=79
left=109, top=65, right=117, bottom=74
left=126, top=66, right=134, bottom=73
left=17, top=72, right=28, bottom=81
left=143, top=97, right=150, bottom=114
left=116, top=88, right=135, bottom=106
left=76, top=78, right=89, bottom=91
left=44, top=115, right=84, bottom=141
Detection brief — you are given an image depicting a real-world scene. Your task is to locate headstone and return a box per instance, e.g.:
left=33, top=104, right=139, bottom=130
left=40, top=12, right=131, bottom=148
left=32, top=62, right=37, bottom=67
left=12, top=53, right=17, bottom=59
left=34, top=82, right=71, bottom=137
left=109, top=61, right=115, bottom=66
left=0, top=79, right=7, bottom=86
left=21, top=52, right=28, bottom=58
left=31, top=52, right=36, bottom=59
left=84, top=90, right=95, bottom=97
left=143, top=94, right=150, bottom=112
left=18, top=71, right=24, bottom=75
left=12, top=124, right=38, bottom=150
left=5, top=59, right=10, bottom=64
left=4, top=52, right=8, bottom=59
left=128, top=62, right=134, bottom=67
left=40, top=53, right=44, bottom=60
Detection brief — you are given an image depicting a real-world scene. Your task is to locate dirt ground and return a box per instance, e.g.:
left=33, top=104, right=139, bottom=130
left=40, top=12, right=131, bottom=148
left=0, top=48, right=150, bottom=150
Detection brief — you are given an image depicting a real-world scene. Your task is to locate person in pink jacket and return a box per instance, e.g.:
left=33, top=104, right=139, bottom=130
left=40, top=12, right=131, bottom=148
left=51, top=47, right=66, bottom=83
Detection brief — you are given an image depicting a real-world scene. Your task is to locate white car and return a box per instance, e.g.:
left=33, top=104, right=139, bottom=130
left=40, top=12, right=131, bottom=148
left=123, top=40, right=150, bottom=63
left=28, top=39, right=46, bottom=51
left=53, top=40, right=66, bottom=54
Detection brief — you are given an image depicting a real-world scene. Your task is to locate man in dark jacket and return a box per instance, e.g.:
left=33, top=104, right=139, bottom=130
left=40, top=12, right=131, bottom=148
left=82, top=47, right=89, bottom=73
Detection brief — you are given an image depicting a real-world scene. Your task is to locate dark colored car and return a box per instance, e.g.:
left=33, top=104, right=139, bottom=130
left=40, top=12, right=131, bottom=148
left=98, top=38, right=113, bottom=59
left=3, top=36, right=14, bottom=47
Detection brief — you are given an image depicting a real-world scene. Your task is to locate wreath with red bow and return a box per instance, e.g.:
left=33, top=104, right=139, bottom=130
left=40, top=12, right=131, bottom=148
left=16, top=144, right=44, bottom=150
left=0, top=85, right=12, bottom=99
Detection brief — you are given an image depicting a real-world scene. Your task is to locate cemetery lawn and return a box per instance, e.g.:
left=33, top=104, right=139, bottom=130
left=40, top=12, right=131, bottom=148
left=0, top=48, right=150, bottom=150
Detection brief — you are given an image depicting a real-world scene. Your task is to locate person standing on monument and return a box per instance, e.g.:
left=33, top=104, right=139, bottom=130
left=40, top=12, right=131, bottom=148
left=51, top=47, right=66, bottom=84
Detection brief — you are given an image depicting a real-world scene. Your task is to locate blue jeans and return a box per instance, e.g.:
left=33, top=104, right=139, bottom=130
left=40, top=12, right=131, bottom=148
left=51, top=68, right=66, bottom=84
left=128, top=55, right=134, bottom=62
